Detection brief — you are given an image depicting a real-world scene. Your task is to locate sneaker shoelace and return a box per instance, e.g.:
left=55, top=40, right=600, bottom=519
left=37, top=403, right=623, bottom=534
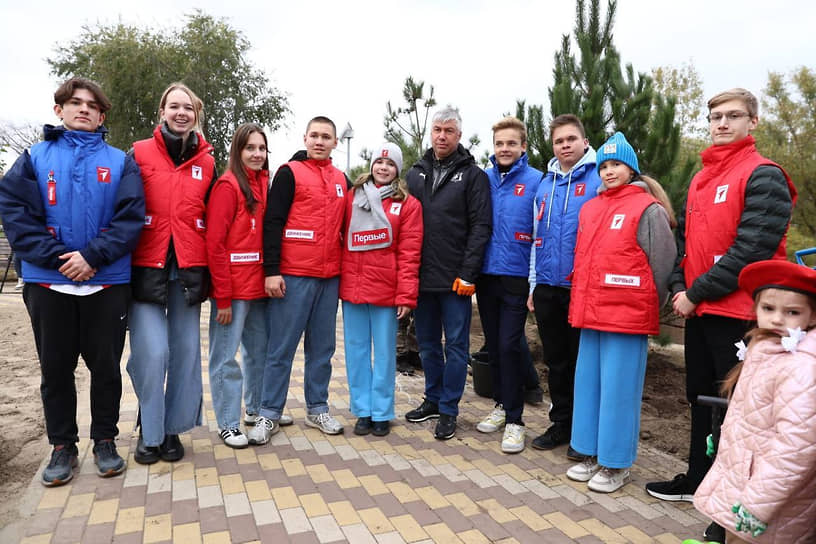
left=221, top=429, right=242, bottom=438
left=52, top=446, right=74, bottom=464
left=94, top=440, right=115, bottom=456
left=505, top=424, right=522, bottom=441
left=582, top=457, right=599, bottom=472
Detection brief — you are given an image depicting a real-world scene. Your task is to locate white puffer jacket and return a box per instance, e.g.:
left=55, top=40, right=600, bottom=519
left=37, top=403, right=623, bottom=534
left=693, top=330, right=816, bottom=543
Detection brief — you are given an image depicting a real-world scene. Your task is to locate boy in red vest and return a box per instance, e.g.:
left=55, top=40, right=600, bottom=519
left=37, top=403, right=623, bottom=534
left=645, top=88, right=796, bottom=541
left=250, top=116, right=348, bottom=444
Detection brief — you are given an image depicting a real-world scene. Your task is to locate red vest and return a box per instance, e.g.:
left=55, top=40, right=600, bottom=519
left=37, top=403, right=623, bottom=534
left=210, top=169, right=268, bottom=302
left=339, top=191, right=424, bottom=308
left=569, top=184, right=660, bottom=335
left=131, top=127, right=215, bottom=268
left=683, top=136, right=795, bottom=319
left=279, top=159, right=346, bottom=278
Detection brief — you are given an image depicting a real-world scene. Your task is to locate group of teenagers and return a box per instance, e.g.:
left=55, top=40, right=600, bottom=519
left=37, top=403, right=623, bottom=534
left=0, top=76, right=813, bottom=544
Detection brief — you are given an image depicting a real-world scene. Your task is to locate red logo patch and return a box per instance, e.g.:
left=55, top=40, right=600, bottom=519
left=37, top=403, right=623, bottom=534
left=536, top=199, right=546, bottom=221
left=514, top=184, right=525, bottom=196
left=514, top=232, right=532, bottom=242
left=97, top=167, right=111, bottom=183
left=351, top=228, right=390, bottom=247
left=381, top=149, right=389, bottom=158
left=574, top=183, right=586, bottom=196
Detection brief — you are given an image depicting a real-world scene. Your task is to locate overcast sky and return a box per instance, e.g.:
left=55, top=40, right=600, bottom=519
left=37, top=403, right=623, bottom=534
left=1, top=0, right=814, bottom=171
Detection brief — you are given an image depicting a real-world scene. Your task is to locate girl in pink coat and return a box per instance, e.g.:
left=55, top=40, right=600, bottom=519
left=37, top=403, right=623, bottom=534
left=692, top=259, right=816, bottom=543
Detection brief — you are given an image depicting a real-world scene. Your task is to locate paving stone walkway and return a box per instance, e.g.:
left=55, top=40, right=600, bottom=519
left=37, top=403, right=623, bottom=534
left=7, top=297, right=707, bottom=543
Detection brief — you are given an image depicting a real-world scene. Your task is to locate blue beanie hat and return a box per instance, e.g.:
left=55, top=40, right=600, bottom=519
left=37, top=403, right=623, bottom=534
left=596, top=131, right=639, bottom=175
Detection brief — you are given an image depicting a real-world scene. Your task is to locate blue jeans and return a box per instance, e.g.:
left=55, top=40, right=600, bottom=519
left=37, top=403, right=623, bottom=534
left=570, top=329, right=648, bottom=468
left=126, top=280, right=203, bottom=447
left=414, top=291, right=472, bottom=416
left=342, top=302, right=397, bottom=422
left=208, top=298, right=269, bottom=430
left=259, top=275, right=339, bottom=419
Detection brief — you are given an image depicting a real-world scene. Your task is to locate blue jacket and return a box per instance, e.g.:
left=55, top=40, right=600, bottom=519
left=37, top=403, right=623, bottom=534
left=530, top=147, right=601, bottom=288
left=0, top=125, right=145, bottom=285
left=482, top=153, right=542, bottom=277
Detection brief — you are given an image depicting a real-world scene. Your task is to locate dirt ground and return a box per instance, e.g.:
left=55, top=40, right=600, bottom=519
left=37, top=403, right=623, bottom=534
left=0, top=290, right=690, bottom=529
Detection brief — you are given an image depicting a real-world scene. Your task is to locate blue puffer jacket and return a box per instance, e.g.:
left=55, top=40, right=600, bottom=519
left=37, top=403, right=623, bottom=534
left=0, top=125, right=145, bottom=285
left=481, top=153, right=542, bottom=277
left=530, top=147, right=601, bottom=288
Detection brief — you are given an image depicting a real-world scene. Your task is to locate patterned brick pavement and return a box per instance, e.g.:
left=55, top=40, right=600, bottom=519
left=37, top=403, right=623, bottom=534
left=6, top=298, right=707, bottom=543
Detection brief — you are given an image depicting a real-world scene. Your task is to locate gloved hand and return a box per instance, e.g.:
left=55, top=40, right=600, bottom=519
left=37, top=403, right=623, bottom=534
left=732, top=502, right=767, bottom=537
left=452, top=277, right=475, bottom=296
left=706, top=434, right=715, bottom=458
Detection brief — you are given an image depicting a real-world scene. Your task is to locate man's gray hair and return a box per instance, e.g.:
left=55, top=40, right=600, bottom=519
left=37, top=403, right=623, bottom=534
left=432, top=105, right=462, bottom=132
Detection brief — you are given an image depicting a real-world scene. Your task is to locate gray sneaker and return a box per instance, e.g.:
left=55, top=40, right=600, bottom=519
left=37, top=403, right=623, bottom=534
left=245, top=412, right=293, bottom=426
left=247, top=416, right=279, bottom=445
left=305, top=412, right=344, bottom=435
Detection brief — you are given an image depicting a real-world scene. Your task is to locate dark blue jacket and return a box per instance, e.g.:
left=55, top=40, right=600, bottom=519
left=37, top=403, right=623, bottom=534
left=482, top=153, right=541, bottom=277
left=531, top=147, right=601, bottom=288
left=0, top=125, right=145, bottom=285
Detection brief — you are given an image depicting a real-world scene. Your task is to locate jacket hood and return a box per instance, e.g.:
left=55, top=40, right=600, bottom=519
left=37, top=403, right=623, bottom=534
left=43, top=123, right=108, bottom=141
left=547, top=146, right=597, bottom=178
left=290, top=149, right=308, bottom=161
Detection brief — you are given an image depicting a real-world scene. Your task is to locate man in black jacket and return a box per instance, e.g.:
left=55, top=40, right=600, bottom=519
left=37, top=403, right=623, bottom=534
left=404, top=106, right=492, bottom=440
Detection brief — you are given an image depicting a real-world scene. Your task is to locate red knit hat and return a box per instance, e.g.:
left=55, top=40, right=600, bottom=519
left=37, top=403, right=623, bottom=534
left=738, top=260, right=816, bottom=299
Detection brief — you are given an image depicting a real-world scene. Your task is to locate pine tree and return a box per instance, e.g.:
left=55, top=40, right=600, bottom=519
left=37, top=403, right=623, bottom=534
left=519, top=0, right=687, bottom=206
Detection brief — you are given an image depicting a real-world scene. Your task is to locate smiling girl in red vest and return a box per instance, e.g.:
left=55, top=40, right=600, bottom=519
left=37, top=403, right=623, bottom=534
left=127, top=83, right=216, bottom=464
left=205, top=124, right=270, bottom=448
left=340, top=143, right=423, bottom=437
left=565, top=132, right=676, bottom=492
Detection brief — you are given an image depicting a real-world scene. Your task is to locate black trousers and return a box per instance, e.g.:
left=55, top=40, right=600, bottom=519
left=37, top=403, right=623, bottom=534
left=532, top=284, right=580, bottom=426
left=684, top=314, right=750, bottom=489
left=23, top=283, right=130, bottom=445
left=476, top=275, right=529, bottom=425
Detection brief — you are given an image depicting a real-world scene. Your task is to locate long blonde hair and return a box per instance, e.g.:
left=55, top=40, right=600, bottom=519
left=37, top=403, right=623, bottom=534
left=636, top=174, right=677, bottom=228
left=353, top=172, right=410, bottom=202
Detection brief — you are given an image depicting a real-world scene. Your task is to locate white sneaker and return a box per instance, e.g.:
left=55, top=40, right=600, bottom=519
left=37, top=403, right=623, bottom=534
left=501, top=423, right=525, bottom=453
left=219, top=428, right=248, bottom=449
left=588, top=467, right=630, bottom=493
left=245, top=412, right=293, bottom=426
left=305, top=412, right=344, bottom=435
left=247, top=416, right=279, bottom=445
left=15, top=278, right=24, bottom=290
left=476, top=405, right=505, bottom=433
left=566, top=456, right=600, bottom=482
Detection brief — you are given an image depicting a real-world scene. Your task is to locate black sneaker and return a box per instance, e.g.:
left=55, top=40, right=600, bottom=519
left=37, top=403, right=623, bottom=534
left=645, top=473, right=695, bottom=502
left=354, top=416, right=373, bottom=436
left=566, top=446, right=587, bottom=461
left=434, top=414, right=456, bottom=440
left=134, top=431, right=160, bottom=465
left=703, top=521, right=725, bottom=543
left=42, top=444, right=78, bottom=487
left=531, top=424, right=570, bottom=450
left=405, top=399, right=440, bottom=422
left=160, top=434, right=184, bottom=462
left=372, top=420, right=390, bottom=437
left=93, top=439, right=126, bottom=477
